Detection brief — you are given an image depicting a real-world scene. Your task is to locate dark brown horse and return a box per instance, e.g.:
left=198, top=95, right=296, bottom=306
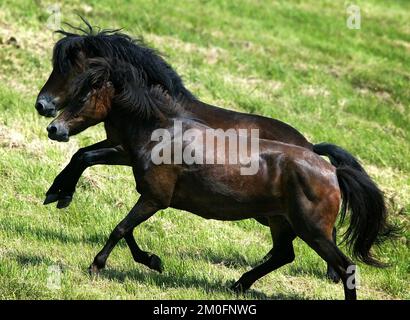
left=46, top=58, right=395, bottom=300
left=35, top=24, right=370, bottom=281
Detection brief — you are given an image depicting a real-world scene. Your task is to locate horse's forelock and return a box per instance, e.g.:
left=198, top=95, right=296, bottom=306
left=52, top=35, right=86, bottom=74
left=52, top=30, right=132, bottom=74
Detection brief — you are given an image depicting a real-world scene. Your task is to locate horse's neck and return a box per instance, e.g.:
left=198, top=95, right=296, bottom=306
left=108, top=110, right=173, bottom=150
left=180, top=99, right=239, bottom=125
left=180, top=99, right=207, bottom=113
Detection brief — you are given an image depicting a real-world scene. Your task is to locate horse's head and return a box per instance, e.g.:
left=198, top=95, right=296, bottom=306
left=47, top=58, right=114, bottom=142
left=35, top=33, right=89, bottom=117
left=47, top=56, right=176, bottom=142
left=36, top=21, right=193, bottom=118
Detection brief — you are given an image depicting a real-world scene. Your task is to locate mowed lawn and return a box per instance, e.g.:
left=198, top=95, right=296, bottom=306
left=0, top=0, right=409, bottom=300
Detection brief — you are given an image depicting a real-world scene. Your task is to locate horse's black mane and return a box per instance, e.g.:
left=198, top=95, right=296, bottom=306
left=70, top=58, right=191, bottom=123
left=110, top=59, right=188, bottom=121
left=53, top=19, right=195, bottom=101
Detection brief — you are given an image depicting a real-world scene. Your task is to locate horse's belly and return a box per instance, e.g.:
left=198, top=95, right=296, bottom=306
left=171, top=201, right=281, bottom=220
left=170, top=181, right=283, bottom=220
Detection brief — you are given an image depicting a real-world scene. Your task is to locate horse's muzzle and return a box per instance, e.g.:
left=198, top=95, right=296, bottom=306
left=35, top=98, right=57, bottom=117
left=47, top=122, right=69, bottom=142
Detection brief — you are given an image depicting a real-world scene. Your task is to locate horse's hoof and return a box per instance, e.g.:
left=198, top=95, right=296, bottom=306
left=56, top=196, right=73, bottom=209
left=149, top=254, right=163, bottom=273
left=230, top=280, right=248, bottom=294
left=327, top=270, right=341, bottom=283
left=88, top=264, right=101, bottom=276
left=44, top=193, right=59, bottom=205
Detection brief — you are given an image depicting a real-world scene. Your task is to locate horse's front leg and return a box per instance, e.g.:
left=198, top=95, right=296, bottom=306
left=89, top=197, right=160, bottom=274
left=44, top=141, right=131, bottom=208
left=124, top=229, right=163, bottom=273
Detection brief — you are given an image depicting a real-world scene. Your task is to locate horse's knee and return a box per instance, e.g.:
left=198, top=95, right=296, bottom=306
left=74, top=150, right=95, bottom=166
left=111, top=225, right=127, bottom=240
left=72, top=148, right=87, bottom=163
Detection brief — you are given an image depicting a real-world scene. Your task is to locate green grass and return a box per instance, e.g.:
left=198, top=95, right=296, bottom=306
left=0, top=0, right=409, bottom=300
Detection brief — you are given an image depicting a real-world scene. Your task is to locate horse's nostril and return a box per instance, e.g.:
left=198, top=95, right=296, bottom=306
left=35, top=101, right=44, bottom=112
left=47, top=125, right=57, bottom=134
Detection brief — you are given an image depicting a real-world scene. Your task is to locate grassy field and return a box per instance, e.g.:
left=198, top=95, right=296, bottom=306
left=0, top=0, right=409, bottom=300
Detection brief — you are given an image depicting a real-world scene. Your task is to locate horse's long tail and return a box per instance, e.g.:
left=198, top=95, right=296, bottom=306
left=313, top=142, right=365, bottom=173
left=314, top=143, right=396, bottom=267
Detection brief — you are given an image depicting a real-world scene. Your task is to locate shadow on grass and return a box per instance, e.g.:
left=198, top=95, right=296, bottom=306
left=9, top=252, right=74, bottom=273
left=5, top=233, right=309, bottom=299
left=12, top=252, right=54, bottom=266
left=10, top=251, right=308, bottom=299
left=288, top=265, right=329, bottom=281
left=178, top=250, right=259, bottom=269
left=1, top=220, right=266, bottom=268
left=99, top=265, right=307, bottom=300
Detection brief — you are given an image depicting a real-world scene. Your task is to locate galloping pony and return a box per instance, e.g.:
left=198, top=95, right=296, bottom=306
left=46, top=58, right=395, bottom=300
left=35, top=22, right=377, bottom=281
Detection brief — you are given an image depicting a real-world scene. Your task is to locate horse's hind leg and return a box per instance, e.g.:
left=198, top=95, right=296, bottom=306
left=260, top=220, right=341, bottom=283
left=299, top=232, right=357, bottom=300
left=326, top=228, right=341, bottom=283
left=231, top=216, right=296, bottom=293
left=290, top=206, right=357, bottom=300
left=124, top=229, right=163, bottom=273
